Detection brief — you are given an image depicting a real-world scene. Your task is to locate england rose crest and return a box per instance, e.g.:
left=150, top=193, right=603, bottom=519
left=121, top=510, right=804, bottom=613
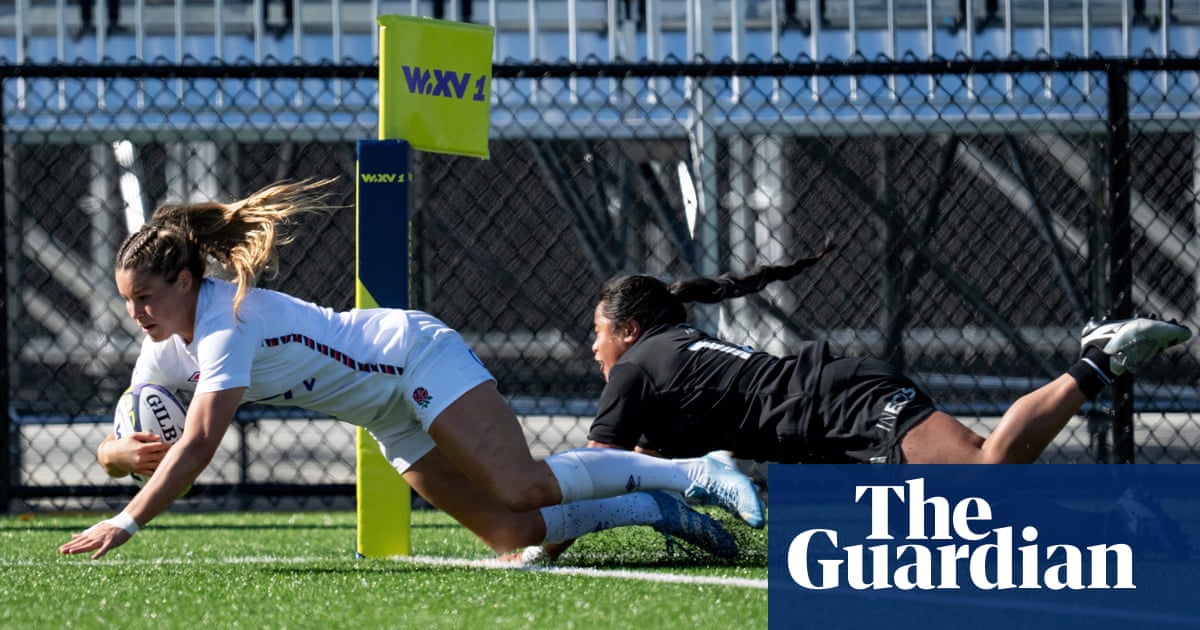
left=412, top=387, right=432, bottom=409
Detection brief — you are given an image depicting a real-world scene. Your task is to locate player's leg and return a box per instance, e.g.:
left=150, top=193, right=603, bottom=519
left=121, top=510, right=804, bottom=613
left=900, top=375, right=1084, bottom=464
left=403, top=445, right=546, bottom=552
left=540, top=489, right=737, bottom=558
left=544, top=447, right=764, bottom=527
left=980, top=374, right=1089, bottom=463
left=405, top=446, right=736, bottom=557
left=896, top=411, right=987, bottom=463
left=901, top=316, right=1191, bottom=464
left=427, top=381, right=764, bottom=526
left=423, top=380, right=563, bottom=512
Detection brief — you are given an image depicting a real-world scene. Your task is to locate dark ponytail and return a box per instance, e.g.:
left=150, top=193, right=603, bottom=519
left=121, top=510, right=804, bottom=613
left=669, top=238, right=837, bottom=304
left=597, top=238, right=837, bottom=329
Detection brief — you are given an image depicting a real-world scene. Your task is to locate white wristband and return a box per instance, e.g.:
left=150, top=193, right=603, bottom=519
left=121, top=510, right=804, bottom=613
left=104, top=510, right=140, bottom=536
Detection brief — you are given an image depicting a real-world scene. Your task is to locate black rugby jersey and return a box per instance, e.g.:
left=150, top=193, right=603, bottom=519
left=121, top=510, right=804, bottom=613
left=588, top=323, right=832, bottom=462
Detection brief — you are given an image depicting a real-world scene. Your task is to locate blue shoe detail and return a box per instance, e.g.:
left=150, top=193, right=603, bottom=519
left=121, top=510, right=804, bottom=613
left=683, top=450, right=766, bottom=529
left=647, top=490, right=738, bottom=559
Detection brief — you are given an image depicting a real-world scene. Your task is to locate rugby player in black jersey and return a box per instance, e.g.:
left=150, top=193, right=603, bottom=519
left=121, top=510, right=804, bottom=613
left=510, top=241, right=1190, bottom=565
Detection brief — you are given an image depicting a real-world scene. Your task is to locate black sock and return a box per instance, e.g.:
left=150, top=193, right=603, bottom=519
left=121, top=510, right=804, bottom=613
left=1082, top=346, right=1115, bottom=378
left=1067, top=347, right=1115, bottom=398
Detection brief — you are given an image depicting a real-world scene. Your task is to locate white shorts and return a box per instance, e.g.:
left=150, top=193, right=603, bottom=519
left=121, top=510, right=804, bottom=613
left=365, top=315, right=495, bottom=473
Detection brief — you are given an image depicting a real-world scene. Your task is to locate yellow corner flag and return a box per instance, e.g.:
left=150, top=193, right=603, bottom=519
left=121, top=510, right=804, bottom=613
left=378, top=14, right=494, bottom=157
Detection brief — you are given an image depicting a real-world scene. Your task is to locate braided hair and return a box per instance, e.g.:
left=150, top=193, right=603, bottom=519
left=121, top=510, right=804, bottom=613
left=596, top=238, right=837, bottom=331
left=115, top=178, right=341, bottom=317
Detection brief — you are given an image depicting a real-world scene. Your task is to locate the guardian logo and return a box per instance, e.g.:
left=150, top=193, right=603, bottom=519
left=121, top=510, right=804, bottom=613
left=401, top=65, right=488, bottom=102
left=787, top=478, right=1135, bottom=591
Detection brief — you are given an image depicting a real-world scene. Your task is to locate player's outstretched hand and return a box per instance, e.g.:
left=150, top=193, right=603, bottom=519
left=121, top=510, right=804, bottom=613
left=59, top=521, right=132, bottom=560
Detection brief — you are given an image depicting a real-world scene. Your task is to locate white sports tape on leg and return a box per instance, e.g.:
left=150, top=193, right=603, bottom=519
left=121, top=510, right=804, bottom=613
left=544, top=450, right=595, bottom=504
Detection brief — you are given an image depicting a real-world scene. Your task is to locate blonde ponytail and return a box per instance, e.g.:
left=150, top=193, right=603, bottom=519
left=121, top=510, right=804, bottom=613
left=116, top=177, right=343, bottom=317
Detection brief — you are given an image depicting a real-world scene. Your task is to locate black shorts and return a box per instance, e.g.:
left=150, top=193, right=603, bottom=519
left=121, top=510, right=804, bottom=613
left=802, top=356, right=937, bottom=464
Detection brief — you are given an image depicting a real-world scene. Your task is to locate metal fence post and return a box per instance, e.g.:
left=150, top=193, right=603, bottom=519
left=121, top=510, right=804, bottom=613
left=0, top=87, right=9, bottom=508
left=1106, top=64, right=1135, bottom=463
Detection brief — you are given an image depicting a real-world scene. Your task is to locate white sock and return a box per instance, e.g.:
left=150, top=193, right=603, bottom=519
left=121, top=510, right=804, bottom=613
left=545, top=448, right=705, bottom=504
left=540, top=493, right=662, bottom=544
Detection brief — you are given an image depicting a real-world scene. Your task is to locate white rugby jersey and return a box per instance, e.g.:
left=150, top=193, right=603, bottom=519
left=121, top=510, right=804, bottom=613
left=130, top=278, right=475, bottom=431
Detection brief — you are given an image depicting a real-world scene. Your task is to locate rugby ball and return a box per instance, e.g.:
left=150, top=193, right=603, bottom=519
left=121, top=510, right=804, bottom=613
left=113, top=383, right=188, bottom=485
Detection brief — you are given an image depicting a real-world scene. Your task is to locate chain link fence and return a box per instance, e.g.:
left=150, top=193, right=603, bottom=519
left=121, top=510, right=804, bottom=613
left=4, top=55, right=1200, bottom=512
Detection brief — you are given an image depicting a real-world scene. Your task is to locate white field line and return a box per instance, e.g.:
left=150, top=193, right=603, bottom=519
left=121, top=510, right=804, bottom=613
left=17, top=554, right=769, bottom=590
left=403, top=554, right=768, bottom=589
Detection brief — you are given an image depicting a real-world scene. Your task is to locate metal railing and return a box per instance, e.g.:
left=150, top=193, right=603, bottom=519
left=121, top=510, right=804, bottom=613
left=2, top=0, right=1197, bottom=67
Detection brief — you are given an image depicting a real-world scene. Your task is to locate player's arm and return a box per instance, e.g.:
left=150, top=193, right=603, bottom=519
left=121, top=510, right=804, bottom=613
left=587, top=439, right=662, bottom=458
left=124, top=387, right=244, bottom=523
left=61, top=387, right=246, bottom=559
left=97, top=431, right=169, bottom=478
left=587, top=363, right=654, bottom=450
